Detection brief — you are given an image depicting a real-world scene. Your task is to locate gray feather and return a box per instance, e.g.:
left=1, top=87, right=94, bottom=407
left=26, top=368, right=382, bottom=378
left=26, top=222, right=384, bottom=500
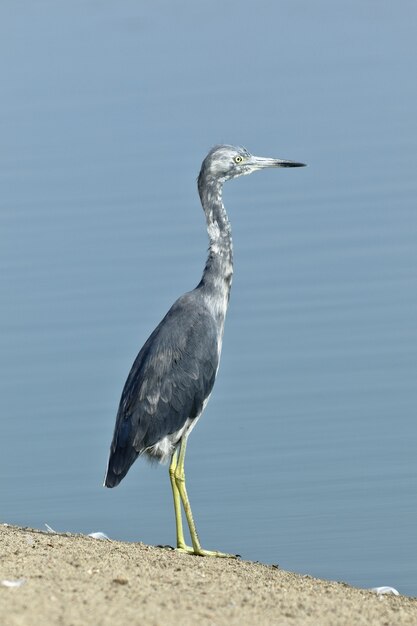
left=105, top=290, right=219, bottom=486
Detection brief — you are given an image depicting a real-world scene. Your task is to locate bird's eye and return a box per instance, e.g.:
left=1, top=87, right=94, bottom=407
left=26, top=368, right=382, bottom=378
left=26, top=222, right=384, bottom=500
left=234, top=155, right=243, bottom=164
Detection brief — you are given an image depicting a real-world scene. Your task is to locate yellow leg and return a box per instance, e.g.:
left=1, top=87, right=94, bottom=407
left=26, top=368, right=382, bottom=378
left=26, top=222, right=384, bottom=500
left=169, top=449, right=188, bottom=550
left=171, top=435, right=236, bottom=558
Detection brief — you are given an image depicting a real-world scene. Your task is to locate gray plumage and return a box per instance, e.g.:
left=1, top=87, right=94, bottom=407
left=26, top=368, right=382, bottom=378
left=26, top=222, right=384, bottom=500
left=105, top=291, right=219, bottom=485
left=104, top=144, right=305, bottom=556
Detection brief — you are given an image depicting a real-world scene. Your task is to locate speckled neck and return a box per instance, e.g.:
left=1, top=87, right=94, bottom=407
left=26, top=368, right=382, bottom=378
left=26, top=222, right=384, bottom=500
left=198, top=175, right=233, bottom=291
left=196, top=175, right=233, bottom=310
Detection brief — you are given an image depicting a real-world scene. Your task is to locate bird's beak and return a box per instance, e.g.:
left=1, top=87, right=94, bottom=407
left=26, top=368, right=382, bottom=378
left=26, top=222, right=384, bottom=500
left=250, top=155, right=306, bottom=169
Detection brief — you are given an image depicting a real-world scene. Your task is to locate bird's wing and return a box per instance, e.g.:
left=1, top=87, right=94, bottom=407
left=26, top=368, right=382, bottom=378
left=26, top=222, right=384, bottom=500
left=105, top=292, right=219, bottom=486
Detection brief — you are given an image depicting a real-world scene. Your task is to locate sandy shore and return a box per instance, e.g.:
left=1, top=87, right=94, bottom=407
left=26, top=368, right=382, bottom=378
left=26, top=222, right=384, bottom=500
left=1, top=524, right=416, bottom=626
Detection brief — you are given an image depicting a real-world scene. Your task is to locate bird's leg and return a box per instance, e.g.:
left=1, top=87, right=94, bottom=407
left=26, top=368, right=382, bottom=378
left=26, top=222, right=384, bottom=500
left=174, top=435, right=236, bottom=558
left=174, top=435, right=202, bottom=553
left=168, top=449, right=189, bottom=551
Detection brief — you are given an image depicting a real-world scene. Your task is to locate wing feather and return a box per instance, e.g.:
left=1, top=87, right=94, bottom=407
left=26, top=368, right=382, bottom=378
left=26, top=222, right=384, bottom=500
left=105, top=292, right=219, bottom=487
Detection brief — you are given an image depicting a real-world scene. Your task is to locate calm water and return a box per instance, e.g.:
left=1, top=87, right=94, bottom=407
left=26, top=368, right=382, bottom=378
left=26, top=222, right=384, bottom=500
left=1, top=1, right=417, bottom=596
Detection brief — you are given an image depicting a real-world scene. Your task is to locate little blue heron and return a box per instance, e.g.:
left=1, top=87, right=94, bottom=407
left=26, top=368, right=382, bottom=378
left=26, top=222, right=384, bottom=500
left=104, top=144, right=305, bottom=557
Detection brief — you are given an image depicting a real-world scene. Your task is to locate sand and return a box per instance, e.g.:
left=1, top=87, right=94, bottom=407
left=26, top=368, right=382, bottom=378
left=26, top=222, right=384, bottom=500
left=1, top=524, right=416, bottom=626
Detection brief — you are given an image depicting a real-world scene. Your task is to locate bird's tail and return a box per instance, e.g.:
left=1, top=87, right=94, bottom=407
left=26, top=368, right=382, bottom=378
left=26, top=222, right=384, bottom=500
left=103, top=447, right=140, bottom=488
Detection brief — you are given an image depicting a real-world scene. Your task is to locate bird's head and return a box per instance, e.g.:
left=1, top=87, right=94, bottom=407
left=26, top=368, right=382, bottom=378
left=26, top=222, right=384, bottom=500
left=200, top=144, right=306, bottom=183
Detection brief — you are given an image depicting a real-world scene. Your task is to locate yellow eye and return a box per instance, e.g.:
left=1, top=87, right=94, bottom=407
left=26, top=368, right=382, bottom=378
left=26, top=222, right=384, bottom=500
left=234, top=155, right=243, bottom=164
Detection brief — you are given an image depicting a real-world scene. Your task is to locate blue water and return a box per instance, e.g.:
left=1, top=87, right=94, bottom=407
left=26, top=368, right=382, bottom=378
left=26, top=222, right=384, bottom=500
left=1, top=0, right=417, bottom=596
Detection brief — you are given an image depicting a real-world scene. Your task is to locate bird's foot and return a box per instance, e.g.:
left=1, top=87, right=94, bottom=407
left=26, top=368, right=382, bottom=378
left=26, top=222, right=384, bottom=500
left=176, top=543, right=238, bottom=558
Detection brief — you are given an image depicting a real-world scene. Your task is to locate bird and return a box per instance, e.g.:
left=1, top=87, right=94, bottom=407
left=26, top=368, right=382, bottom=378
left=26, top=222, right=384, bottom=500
left=104, top=144, right=305, bottom=557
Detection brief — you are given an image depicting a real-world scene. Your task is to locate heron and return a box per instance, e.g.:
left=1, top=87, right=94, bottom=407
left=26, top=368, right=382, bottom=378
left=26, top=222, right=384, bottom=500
left=104, top=144, right=305, bottom=557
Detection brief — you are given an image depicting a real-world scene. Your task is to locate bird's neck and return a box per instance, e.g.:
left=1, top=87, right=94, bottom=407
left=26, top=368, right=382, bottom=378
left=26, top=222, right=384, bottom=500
left=197, top=176, right=233, bottom=319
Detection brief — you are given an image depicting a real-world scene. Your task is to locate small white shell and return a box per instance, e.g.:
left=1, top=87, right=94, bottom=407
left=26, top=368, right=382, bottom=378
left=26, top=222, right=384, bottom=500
left=88, top=531, right=110, bottom=540
left=371, top=586, right=400, bottom=596
left=1, top=579, right=26, bottom=588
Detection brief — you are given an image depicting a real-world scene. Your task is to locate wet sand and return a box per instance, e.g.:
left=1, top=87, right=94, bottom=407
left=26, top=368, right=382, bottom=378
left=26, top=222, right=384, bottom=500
left=1, top=524, right=416, bottom=625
